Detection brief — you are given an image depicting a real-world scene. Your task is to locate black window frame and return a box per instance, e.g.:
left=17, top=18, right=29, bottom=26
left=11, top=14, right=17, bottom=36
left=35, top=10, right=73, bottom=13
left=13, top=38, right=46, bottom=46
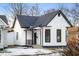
left=45, top=29, right=50, bottom=42
left=57, top=29, right=61, bottom=42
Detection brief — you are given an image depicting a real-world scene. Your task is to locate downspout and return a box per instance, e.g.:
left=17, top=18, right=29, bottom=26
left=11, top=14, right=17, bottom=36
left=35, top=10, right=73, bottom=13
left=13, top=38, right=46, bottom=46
left=42, top=27, right=43, bottom=46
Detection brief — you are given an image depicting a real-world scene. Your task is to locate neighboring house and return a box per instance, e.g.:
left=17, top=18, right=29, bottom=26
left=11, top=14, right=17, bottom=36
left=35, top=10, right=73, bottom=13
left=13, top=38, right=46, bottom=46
left=13, top=10, right=72, bottom=47
left=0, top=15, right=8, bottom=49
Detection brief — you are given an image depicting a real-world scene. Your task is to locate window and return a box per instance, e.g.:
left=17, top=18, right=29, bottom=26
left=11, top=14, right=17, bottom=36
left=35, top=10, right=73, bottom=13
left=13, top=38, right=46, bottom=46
left=0, top=30, right=1, bottom=43
left=57, top=29, right=61, bottom=42
left=16, top=32, right=18, bottom=40
left=45, top=29, right=50, bottom=42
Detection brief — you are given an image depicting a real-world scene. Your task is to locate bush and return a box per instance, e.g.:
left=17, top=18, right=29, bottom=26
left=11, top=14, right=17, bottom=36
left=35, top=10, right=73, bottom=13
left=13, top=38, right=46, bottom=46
left=64, top=38, right=79, bottom=56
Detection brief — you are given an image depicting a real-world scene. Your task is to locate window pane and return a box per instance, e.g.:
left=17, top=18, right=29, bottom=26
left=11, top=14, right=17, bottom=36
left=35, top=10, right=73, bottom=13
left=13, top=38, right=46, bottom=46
left=45, top=29, right=50, bottom=42
left=57, top=29, right=61, bottom=42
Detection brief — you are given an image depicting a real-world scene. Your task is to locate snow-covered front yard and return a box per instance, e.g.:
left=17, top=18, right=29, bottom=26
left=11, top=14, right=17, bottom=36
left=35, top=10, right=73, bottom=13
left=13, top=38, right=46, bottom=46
left=0, top=47, right=63, bottom=56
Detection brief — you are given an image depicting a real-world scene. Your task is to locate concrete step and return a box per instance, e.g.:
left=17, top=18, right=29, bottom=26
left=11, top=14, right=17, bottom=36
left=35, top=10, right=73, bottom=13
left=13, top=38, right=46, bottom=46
left=32, top=45, right=42, bottom=48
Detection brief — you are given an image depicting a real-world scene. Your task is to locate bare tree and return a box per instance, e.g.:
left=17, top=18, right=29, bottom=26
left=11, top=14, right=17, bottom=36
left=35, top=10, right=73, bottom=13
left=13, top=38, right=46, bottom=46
left=9, top=3, right=28, bottom=18
left=58, top=3, right=79, bottom=26
left=57, top=4, right=76, bottom=26
left=70, top=4, right=79, bottom=26
left=43, top=9, right=55, bottom=14
left=29, top=4, right=41, bottom=16
left=8, top=3, right=28, bottom=27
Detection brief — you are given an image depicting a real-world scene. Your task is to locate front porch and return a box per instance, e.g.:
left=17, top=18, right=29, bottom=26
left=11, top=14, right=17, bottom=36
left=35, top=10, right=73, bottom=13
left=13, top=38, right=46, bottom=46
left=25, top=28, right=42, bottom=47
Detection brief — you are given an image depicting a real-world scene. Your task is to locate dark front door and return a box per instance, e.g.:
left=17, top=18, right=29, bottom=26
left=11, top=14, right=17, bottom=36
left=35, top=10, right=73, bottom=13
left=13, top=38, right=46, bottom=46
left=34, top=33, right=37, bottom=44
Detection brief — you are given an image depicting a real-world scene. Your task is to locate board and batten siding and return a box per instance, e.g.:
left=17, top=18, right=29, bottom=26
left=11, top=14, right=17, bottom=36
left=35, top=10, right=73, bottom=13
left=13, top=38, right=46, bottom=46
left=42, top=14, right=70, bottom=46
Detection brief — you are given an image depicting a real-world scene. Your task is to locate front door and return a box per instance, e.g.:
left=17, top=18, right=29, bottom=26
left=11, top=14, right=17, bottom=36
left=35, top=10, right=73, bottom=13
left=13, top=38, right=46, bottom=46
left=34, top=33, right=37, bottom=44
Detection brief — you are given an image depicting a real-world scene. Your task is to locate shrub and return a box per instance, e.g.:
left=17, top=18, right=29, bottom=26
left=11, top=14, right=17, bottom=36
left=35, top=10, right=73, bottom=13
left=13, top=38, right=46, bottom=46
left=64, top=38, right=79, bottom=56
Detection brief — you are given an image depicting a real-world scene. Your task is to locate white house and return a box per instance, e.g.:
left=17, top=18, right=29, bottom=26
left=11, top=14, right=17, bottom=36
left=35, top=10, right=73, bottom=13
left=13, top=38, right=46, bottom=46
left=13, top=10, right=72, bottom=47
left=0, top=15, right=8, bottom=49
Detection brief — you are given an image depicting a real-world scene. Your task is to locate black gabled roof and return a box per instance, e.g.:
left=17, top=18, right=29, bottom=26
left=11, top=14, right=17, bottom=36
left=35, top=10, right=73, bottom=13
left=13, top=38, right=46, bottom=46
left=34, top=10, right=58, bottom=27
left=16, top=15, right=39, bottom=28
left=34, top=10, right=72, bottom=27
left=0, top=15, right=8, bottom=25
left=13, top=10, right=72, bottom=28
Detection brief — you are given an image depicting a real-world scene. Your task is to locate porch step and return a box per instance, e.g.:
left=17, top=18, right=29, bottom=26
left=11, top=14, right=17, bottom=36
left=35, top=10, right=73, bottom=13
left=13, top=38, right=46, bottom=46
left=32, top=45, right=42, bottom=48
left=7, top=45, right=17, bottom=48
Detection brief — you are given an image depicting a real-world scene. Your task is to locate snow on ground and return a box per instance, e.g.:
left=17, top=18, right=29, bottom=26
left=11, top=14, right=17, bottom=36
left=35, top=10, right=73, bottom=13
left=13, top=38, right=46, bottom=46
left=0, top=47, right=63, bottom=56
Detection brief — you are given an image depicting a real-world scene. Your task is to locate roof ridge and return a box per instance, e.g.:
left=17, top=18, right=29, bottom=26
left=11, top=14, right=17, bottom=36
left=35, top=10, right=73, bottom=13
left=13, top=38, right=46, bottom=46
left=17, top=15, right=40, bottom=17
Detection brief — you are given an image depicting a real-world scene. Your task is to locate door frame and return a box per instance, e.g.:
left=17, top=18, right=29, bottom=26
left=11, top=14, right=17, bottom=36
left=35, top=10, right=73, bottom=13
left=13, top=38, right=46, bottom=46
left=33, top=32, right=37, bottom=45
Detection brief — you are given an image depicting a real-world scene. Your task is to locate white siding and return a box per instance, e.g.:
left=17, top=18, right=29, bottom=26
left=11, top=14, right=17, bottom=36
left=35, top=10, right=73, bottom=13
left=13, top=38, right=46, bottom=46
left=3, top=30, right=8, bottom=47
left=14, top=19, right=26, bottom=45
left=0, top=29, right=8, bottom=48
left=14, top=19, right=33, bottom=45
left=7, top=32, right=16, bottom=45
left=16, top=30, right=26, bottom=45
left=42, top=14, right=70, bottom=46
left=0, top=18, right=8, bottom=48
left=0, top=29, right=4, bottom=48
